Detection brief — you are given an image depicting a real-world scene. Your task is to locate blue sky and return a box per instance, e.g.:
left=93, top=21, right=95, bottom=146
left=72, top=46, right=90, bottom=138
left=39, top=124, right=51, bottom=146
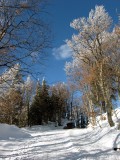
left=40, top=0, right=120, bottom=85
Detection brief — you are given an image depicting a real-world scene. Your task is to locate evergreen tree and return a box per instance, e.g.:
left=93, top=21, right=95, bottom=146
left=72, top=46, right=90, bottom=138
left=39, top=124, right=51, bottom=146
left=49, top=91, right=59, bottom=124
left=29, top=81, right=43, bottom=125
left=29, top=79, right=50, bottom=125
left=41, top=78, right=50, bottom=123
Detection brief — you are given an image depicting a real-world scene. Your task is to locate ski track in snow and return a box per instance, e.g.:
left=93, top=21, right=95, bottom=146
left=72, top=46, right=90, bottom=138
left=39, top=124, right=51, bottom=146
left=0, top=127, right=120, bottom=160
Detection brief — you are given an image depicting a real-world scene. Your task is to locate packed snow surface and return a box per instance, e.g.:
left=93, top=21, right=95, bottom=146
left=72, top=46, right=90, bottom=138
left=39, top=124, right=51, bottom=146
left=0, top=109, right=120, bottom=160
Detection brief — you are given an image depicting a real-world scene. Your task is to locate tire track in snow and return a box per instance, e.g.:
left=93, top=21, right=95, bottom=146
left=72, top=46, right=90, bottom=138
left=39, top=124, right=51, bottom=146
left=0, top=129, right=77, bottom=159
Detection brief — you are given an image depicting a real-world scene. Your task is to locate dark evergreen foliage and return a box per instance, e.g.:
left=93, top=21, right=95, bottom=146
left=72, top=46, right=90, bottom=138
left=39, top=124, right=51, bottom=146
left=29, top=79, right=50, bottom=125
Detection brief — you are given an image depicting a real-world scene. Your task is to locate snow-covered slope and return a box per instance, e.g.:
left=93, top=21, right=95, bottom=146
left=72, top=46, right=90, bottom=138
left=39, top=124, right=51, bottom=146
left=0, top=109, right=120, bottom=160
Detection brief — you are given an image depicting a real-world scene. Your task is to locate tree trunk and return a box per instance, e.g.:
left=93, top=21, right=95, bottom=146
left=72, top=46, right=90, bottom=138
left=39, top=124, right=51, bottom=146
left=102, top=101, right=106, bottom=113
left=58, top=109, right=62, bottom=126
left=99, top=62, right=114, bottom=127
left=106, top=100, right=114, bottom=127
left=89, top=98, right=96, bottom=126
left=106, top=105, right=114, bottom=127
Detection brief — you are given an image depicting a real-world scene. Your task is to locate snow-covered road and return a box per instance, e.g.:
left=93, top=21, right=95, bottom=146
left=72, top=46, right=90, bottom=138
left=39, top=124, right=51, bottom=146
left=0, top=124, right=120, bottom=160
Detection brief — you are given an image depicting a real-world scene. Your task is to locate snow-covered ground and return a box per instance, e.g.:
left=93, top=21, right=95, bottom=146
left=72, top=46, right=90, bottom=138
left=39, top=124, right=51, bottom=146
left=0, top=109, right=120, bottom=160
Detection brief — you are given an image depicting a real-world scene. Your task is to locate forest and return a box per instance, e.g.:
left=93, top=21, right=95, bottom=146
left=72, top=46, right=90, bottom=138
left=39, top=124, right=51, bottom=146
left=0, top=1, right=120, bottom=129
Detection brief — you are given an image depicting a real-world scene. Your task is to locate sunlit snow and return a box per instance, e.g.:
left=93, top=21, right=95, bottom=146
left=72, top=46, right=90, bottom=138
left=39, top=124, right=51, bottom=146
left=0, top=109, right=120, bottom=160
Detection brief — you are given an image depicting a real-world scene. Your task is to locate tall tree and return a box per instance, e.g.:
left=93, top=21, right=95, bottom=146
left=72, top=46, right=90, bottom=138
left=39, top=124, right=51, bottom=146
left=29, top=80, right=42, bottom=125
left=29, top=79, right=50, bottom=125
left=41, top=78, right=50, bottom=123
left=50, top=83, right=69, bottom=126
left=65, top=6, right=120, bottom=127
left=0, top=0, right=51, bottom=76
left=0, top=64, right=24, bottom=126
left=24, top=75, right=34, bottom=126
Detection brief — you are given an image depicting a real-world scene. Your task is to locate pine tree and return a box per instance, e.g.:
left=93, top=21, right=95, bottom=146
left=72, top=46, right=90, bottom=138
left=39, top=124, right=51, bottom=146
left=29, top=80, right=43, bottom=125
left=50, top=91, right=60, bottom=126
left=29, top=78, right=51, bottom=126
left=41, top=78, right=50, bottom=123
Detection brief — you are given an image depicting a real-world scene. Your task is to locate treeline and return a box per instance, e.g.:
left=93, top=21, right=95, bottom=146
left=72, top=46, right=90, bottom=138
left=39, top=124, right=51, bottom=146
left=29, top=80, right=69, bottom=126
left=0, top=64, right=70, bottom=127
left=0, top=0, right=53, bottom=128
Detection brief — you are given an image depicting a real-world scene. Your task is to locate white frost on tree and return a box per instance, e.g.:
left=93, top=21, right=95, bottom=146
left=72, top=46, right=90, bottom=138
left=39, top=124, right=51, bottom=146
left=0, top=64, right=23, bottom=96
left=66, top=5, right=117, bottom=65
left=65, top=5, right=120, bottom=127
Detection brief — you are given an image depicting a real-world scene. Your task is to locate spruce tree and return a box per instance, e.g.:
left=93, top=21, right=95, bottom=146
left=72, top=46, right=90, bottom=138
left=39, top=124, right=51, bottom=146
left=41, top=78, right=50, bottom=123
left=29, top=81, right=43, bottom=125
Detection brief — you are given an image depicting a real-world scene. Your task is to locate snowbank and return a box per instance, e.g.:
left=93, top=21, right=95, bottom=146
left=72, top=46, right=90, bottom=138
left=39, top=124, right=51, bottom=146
left=0, top=123, right=31, bottom=140
left=91, top=107, right=120, bottom=129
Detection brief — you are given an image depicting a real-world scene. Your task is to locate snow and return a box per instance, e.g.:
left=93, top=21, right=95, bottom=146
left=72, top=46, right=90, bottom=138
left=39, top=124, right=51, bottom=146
left=0, top=109, right=120, bottom=160
left=0, top=124, right=31, bottom=140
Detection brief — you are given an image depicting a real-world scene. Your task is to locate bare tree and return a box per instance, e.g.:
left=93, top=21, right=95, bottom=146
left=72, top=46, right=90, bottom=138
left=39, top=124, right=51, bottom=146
left=0, top=88, right=23, bottom=125
left=0, top=0, right=51, bottom=73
